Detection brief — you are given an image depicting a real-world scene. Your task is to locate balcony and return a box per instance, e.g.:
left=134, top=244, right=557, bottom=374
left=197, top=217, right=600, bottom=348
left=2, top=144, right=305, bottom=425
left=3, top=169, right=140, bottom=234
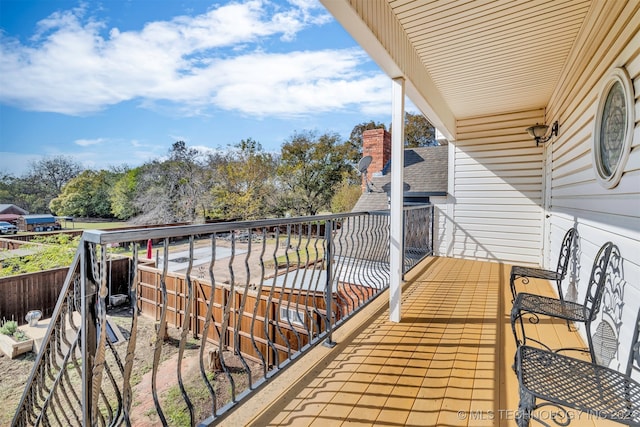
left=224, top=257, right=618, bottom=427
left=10, top=206, right=614, bottom=426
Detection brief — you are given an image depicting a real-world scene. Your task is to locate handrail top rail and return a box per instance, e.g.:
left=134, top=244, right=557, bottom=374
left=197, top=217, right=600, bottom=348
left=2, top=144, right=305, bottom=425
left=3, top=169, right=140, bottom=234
left=82, top=206, right=431, bottom=245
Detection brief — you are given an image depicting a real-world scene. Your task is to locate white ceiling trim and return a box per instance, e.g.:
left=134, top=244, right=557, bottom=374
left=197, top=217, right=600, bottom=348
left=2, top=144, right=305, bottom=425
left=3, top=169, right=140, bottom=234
left=322, top=0, right=592, bottom=129
left=320, top=0, right=457, bottom=140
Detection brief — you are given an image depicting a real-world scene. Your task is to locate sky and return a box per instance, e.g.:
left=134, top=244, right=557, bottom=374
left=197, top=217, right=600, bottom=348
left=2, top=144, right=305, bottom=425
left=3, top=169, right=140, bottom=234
left=0, top=0, right=399, bottom=176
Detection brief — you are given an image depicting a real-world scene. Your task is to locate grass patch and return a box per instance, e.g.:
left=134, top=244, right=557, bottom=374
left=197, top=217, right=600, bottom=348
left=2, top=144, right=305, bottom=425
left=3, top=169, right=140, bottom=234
left=0, top=234, right=79, bottom=277
left=62, top=221, right=130, bottom=230
left=264, top=241, right=325, bottom=270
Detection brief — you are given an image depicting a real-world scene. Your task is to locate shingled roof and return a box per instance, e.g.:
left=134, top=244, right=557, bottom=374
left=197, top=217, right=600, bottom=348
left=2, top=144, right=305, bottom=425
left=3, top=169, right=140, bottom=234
left=352, top=145, right=448, bottom=212
left=0, top=204, right=28, bottom=215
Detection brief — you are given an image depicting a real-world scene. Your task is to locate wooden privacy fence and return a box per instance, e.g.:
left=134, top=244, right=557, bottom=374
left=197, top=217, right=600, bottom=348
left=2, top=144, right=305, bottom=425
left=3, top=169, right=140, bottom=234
left=0, top=256, right=132, bottom=325
left=137, top=266, right=325, bottom=366
left=136, top=265, right=374, bottom=366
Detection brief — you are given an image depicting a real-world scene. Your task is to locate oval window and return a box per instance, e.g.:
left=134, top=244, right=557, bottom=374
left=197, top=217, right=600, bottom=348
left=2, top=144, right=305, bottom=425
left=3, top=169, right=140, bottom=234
left=593, top=68, right=634, bottom=189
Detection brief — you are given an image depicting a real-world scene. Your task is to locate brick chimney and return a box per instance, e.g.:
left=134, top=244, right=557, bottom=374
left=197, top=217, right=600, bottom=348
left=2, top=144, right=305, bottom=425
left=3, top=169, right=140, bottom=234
left=361, top=128, right=391, bottom=191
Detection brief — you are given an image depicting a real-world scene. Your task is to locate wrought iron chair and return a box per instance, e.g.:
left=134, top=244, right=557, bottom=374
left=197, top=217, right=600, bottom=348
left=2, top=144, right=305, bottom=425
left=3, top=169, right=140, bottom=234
left=511, top=241, right=616, bottom=363
left=510, top=227, right=577, bottom=301
left=515, top=306, right=640, bottom=427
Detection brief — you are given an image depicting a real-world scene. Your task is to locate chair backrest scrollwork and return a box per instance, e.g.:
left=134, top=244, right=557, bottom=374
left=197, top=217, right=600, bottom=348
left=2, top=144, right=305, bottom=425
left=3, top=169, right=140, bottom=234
left=584, top=242, right=616, bottom=321
left=556, top=227, right=577, bottom=279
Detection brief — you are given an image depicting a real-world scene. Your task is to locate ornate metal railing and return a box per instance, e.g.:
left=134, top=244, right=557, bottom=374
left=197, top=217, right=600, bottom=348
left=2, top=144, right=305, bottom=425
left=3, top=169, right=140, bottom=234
left=12, top=206, right=433, bottom=426
left=403, top=205, right=434, bottom=273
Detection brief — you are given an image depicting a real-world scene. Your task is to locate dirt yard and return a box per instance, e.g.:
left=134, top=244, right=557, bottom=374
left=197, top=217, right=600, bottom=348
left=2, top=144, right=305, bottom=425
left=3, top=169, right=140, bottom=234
left=1, top=307, right=263, bottom=426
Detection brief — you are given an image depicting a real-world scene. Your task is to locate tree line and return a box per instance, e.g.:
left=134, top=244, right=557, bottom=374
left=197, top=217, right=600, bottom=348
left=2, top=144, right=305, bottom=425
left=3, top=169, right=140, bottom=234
left=0, top=114, right=436, bottom=224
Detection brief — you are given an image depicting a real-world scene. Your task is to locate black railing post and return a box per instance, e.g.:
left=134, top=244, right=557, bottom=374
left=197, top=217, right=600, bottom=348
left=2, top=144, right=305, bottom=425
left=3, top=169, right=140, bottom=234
left=323, top=219, right=336, bottom=348
left=429, top=205, right=434, bottom=256
left=402, top=209, right=407, bottom=276
left=81, top=239, right=97, bottom=426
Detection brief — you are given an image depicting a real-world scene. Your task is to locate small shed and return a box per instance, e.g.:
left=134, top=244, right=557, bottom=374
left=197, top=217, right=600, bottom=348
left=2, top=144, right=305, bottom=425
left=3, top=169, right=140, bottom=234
left=17, top=215, right=61, bottom=232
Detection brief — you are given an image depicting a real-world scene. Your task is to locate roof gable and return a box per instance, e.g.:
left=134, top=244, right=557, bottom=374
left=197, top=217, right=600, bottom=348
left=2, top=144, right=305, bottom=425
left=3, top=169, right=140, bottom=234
left=353, top=145, right=448, bottom=212
left=0, top=204, right=29, bottom=215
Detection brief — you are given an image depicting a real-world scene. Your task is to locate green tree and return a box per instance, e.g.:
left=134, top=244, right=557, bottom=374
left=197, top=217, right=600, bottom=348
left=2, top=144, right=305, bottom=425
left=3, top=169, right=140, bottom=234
left=110, top=168, right=141, bottom=220
left=132, top=141, right=211, bottom=224
left=331, top=180, right=362, bottom=213
left=0, top=172, right=15, bottom=204
left=211, top=139, right=276, bottom=220
left=404, top=112, right=436, bottom=147
left=277, top=130, right=356, bottom=216
left=22, top=156, right=83, bottom=212
left=49, top=170, right=115, bottom=217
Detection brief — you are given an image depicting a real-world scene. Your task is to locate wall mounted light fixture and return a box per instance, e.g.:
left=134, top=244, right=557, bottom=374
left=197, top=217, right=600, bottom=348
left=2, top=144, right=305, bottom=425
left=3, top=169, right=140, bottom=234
left=526, top=121, right=559, bottom=146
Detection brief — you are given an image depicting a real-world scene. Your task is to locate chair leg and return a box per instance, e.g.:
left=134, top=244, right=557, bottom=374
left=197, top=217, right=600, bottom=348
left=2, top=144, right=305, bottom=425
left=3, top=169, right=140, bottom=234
left=511, top=305, right=526, bottom=346
left=555, top=279, right=571, bottom=331
left=586, top=322, right=596, bottom=363
left=516, top=384, right=535, bottom=427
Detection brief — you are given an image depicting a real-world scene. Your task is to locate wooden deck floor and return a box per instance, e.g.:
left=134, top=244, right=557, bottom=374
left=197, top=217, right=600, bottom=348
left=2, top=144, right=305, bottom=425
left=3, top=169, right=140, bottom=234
left=228, top=256, right=618, bottom=426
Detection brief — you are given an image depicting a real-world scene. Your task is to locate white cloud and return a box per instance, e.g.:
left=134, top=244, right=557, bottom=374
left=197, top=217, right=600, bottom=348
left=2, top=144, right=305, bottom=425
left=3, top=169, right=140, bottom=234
left=75, top=138, right=106, bottom=146
left=0, top=0, right=388, bottom=118
left=210, top=50, right=391, bottom=116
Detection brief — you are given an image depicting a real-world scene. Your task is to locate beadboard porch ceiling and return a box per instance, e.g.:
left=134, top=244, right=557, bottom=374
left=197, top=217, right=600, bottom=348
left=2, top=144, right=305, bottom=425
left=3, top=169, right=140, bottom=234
left=321, top=0, right=592, bottom=137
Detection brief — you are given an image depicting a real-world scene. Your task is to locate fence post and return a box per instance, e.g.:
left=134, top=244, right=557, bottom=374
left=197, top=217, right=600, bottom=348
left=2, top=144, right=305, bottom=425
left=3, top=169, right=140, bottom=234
left=323, top=219, right=336, bottom=348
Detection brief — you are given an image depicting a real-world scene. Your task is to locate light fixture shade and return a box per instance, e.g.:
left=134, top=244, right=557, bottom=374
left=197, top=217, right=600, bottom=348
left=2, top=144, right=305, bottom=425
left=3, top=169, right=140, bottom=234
left=526, top=124, right=548, bottom=139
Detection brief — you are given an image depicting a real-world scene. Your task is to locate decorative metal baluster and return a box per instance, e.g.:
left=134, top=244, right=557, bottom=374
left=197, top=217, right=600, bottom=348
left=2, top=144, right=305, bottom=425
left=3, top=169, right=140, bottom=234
left=276, top=225, right=294, bottom=358
left=177, top=236, right=195, bottom=425
left=104, top=335, right=125, bottom=425
left=264, top=228, right=282, bottom=370
left=15, top=214, right=401, bottom=426
left=354, top=214, right=370, bottom=304
left=235, top=230, right=253, bottom=389
left=219, top=233, right=236, bottom=401
left=357, top=215, right=374, bottom=299
left=43, top=349, right=64, bottom=427
left=13, top=250, right=84, bottom=427
left=298, top=223, right=314, bottom=341
left=309, top=223, right=324, bottom=338
left=402, top=209, right=410, bottom=272
left=90, top=243, right=109, bottom=425
left=332, top=217, right=352, bottom=318
left=199, top=234, right=218, bottom=416
left=429, top=205, right=434, bottom=256
left=35, top=326, right=83, bottom=426
left=342, top=215, right=360, bottom=311
left=250, top=228, right=268, bottom=376
left=284, top=224, right=303, bottom=352
left=121, top=242, right=139, bottom=425
left=98, top=370, right=114, bottom=424
left=364, top=214, right=383, bottom=298
left=371, top=213, right=390, bottom=285
left=323, top=220, right=336, bottom=347
left=151, top=238, right=169, bottom=425
left=66, top=305, right=84, bottom=425
left=52, top=363, right=73, bottom=427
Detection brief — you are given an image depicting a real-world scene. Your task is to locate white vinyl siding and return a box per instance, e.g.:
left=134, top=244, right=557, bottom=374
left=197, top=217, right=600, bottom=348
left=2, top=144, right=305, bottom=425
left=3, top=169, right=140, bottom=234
left=450, top=110, right=545, bottom=265
left=431, top=195, right=449, bottom=257
left=546, top=1, right=640, bottom=370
